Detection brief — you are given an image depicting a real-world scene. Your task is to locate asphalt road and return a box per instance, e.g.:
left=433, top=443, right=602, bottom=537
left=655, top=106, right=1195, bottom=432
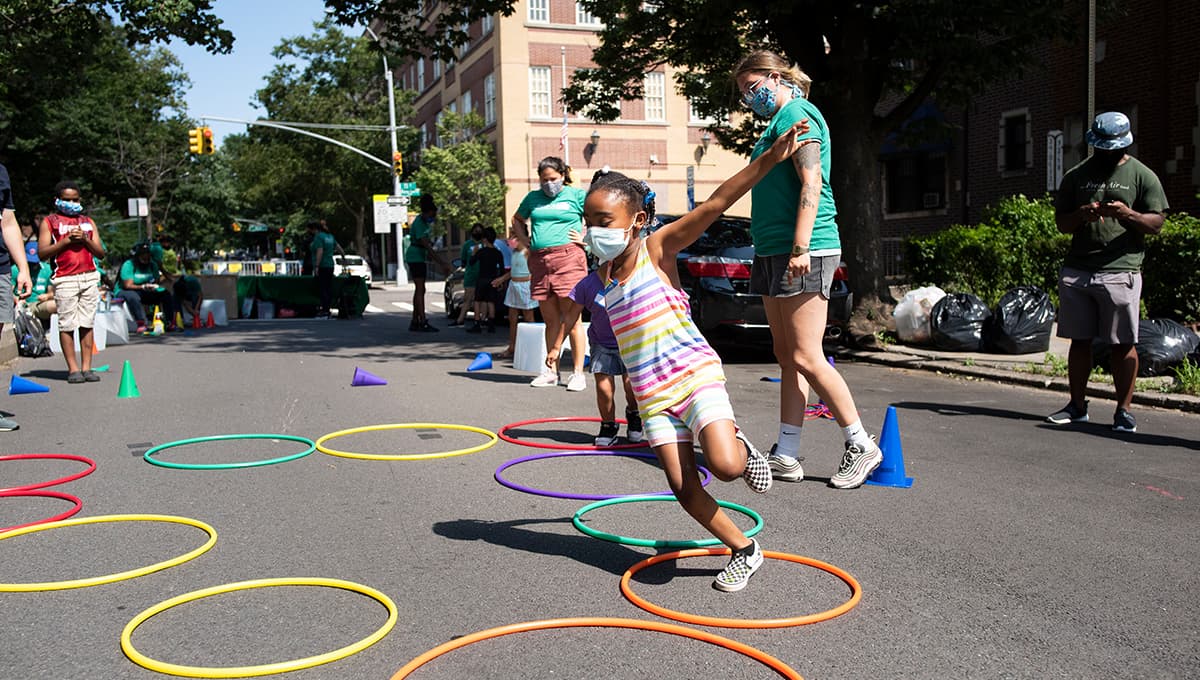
left=1, top=284, right=1196, bottom=680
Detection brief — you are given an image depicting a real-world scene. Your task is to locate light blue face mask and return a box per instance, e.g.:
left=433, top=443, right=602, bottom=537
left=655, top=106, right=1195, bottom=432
left=583, top=223, right=632, bottom=262
left=746, top=77, right=803, bottom=119
left=55, top=198, right=83, bottom=216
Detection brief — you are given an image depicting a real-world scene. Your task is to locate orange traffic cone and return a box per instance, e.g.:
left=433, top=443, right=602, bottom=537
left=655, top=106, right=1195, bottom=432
left=205, top=311, right=215, bottom=328
left=192, top=311, right=202, bottom=329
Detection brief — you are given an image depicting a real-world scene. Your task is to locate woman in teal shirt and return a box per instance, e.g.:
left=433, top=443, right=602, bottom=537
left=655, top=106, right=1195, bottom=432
left=733, top=50, right=880, bottom=490
left=510, top=156, right=589, bottom=391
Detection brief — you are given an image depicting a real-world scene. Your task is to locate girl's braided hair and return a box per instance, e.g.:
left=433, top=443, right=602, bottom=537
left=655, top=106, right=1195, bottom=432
left=586, top=167, right=657, bottom=228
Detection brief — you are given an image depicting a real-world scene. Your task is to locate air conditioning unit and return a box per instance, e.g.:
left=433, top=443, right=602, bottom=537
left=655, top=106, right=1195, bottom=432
left=922, top=192, right=941, bottom=209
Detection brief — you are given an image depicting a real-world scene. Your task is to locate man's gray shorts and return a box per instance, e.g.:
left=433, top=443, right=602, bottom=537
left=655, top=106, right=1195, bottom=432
left=750, top=253, right=839, bottom=298
left=1056, top=266, right=1141, bottom=344
left=0, top=275, right=13, bottom=325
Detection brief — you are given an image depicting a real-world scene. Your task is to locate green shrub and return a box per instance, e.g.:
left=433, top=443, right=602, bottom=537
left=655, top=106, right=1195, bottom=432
left=1143, top=213, right=1200, bottom=323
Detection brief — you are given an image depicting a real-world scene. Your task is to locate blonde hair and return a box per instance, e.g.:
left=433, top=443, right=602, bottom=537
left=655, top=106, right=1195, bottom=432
left=733, top=50, right=812, bottom=99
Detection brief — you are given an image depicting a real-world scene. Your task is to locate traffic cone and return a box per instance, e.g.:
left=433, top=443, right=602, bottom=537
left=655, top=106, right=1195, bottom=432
left=9, top=375, right=50, bottom=395
left=93, top=364, right=110, bottom=372
left=175, top=311, right=184, bottom=328
left=865, top=405, right=913, bottom=488
left=467, top=352, right=492, bottom=372
left=117, top=360, right=141, bottom=399
left=351, top=367, right=387, bottom=386
left=192, top=311, right=202, bottom=329
left=205, top=311, right=215, bottom=328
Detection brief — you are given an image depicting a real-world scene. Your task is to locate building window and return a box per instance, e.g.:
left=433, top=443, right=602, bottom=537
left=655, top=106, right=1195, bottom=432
left=883, top=153, right=947, bottom=215
left=528, top=0, right=548, bottom=23
left=481, top=13, right=494, bottom=34
left=644, top=71, right=665, bottom=121
left=998, top=108, right=1032, bottom=174
left=529, top=66, right=552, bottom=118
left=419, top=123, right=428, bottom=149
left=433, top=58, right=441, bottom=80
left=462, top=90, right=473, bottom=115
left=689, top=99, right=715, bottom=124
left=417, top=58, right=425, bottom=91
left=435, top=111, right=445, bottom=145
left=484, top=74, right=496, bottom=125
left=576, top=3, right=601, bottom=25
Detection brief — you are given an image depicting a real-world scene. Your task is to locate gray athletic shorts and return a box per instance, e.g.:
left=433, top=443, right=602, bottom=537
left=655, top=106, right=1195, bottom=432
left=750, top=253, right=839, bottom=298
left=1056, top=267, right=1141, bottom=344
left=589, top=343, right=626, bottom=376
left=0, top=275, right=13, bottom=324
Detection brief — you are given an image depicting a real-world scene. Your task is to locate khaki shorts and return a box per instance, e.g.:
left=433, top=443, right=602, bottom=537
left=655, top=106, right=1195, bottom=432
left=529, top=244, right=587, bottom=300
left=1056, top=267, right=1141, bottom=344
left=53, top=270, right=101, bottom=332
left=750, top=253, right=839, bottom=298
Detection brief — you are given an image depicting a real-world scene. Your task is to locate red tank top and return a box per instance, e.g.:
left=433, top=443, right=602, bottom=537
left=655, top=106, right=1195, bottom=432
left=45, top=214, right=98, bottom=277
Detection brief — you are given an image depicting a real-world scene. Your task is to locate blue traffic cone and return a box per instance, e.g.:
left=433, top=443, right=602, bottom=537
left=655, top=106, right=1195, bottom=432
left=9, top=375, right=50, bottom=395
left=865, top=405, right=913, bottom=488
left=467, top=352, right=492, bottom=372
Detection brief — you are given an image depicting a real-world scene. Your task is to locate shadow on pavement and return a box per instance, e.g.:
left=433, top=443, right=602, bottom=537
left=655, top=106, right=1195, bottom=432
left=446, top=371, right=532, bottom=384
left=432, top=517, right=647, bottom=576
left=893, top=401, right=1046, bottom=422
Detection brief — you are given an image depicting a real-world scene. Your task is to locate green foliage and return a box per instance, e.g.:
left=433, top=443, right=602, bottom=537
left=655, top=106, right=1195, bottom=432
left=413, top=112, right=508, bottom=237
left=1143, top=213, right=1200, bottom=323
left=1172, top=356, right=1200, bottom=396
left=906, top=195, right=1068, bottom=306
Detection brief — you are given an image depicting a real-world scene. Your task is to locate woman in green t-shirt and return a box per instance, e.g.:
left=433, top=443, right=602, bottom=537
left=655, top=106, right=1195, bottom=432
left=733, top=50, right=880, bottom=490
left=510, top=156, right=589, bottom=391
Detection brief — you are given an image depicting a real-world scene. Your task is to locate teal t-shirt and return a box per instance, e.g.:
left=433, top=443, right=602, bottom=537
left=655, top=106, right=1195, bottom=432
left=13, top=266, right=52, bottom=297
left=1054, top=155, right=1168, bottom=273
left=516, top=186, right=585, bottom=251
left=460, top=239, right=480, bottom=286
left=405, top=216, right=432, bottom=263
left=311, top=231, right=337, bottom=269
left=120, top=259, right=159, bottom=287
left=749, top=96, right=840, bottom=257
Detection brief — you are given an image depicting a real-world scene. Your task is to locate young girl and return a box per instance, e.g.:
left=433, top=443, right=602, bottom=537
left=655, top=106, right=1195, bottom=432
left=494, top=238, right=537, bottom=360
left=569, top=121, right=807, bottom=592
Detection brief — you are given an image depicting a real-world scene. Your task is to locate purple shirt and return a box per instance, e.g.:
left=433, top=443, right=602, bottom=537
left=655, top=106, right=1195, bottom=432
left=568, top=271, right=617, bottom=348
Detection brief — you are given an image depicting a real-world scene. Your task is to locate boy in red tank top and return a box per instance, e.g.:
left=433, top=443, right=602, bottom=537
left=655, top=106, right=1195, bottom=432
left=38, top=181, right=105, bottom=384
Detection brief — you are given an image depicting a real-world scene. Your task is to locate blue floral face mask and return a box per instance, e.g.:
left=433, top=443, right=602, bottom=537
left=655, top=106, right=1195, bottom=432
left=55, top=198, right=83, bottom=216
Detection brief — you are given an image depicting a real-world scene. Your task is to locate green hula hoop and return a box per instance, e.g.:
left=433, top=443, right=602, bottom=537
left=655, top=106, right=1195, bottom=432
left=572, top=495, right=763, bottom=548
left=144, top=434, right=316, bottom=470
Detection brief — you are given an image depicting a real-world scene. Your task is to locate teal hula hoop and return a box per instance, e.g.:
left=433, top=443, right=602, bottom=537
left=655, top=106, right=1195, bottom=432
left=144, top=434, right=316, bottom=470
left=572, top=495, right=764, bottom=548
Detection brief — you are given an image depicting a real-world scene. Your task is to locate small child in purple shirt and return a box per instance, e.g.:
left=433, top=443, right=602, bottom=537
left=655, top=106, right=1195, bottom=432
left=548, top=267, right=643, bottom=445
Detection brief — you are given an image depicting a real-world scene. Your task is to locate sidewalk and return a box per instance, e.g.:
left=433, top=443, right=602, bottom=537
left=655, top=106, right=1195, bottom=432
left=841, top=328, right=1200, bottom=414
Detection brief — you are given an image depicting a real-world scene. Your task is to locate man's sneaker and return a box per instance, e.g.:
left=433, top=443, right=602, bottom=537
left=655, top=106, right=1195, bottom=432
left=830, top=437, right=884, bottom=489
left=419, top=322, right=439, bottom=333
left=530, top=370, right=560, bottom=387
left=595, top=421, right=620, bottom=447
left=625, top=410, right=644, bottom=443
left=565, top=372, right=587, bottom=392
left=713, top=539, right=764, bottom=593
left=1046, top=400, right=1089, bottom=424
left=0, top=416, right=18, bottom=432
left=736, top=431, right=772, bottom=493
left=465, top=323, right=482, bottom=334
left=767, top=444, right=805, bottom=482
left=1113, top=409, right=1137, bottom=432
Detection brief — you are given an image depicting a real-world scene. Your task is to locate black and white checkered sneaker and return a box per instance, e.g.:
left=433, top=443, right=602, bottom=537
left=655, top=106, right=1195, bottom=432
left=736, top=431, right=772, bottom=493
left=713, top=539, right=764, bottom=593
left=830, top=436, right=883, bottom=489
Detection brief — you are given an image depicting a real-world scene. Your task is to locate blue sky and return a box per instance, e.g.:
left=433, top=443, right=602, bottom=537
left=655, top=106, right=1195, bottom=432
left=168, top=0, right=350, bottom=143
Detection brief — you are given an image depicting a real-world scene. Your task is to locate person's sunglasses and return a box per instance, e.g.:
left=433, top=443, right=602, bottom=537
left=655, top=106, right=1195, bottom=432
left=741, top=74, right=771, bottom=105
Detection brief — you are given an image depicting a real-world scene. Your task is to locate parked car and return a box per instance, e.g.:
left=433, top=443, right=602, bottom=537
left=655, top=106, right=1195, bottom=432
left=443, top=258, right=466, bottom=319
left=334, top=254, right=373, bottom=287
left=656, top=214, right=852, bottom=347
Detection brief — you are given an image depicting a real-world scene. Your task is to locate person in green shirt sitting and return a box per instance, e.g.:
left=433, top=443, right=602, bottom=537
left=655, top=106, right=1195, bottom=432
left=14, top=265, right=54, bottom=324
left=115, top=243, right=177, bottom=334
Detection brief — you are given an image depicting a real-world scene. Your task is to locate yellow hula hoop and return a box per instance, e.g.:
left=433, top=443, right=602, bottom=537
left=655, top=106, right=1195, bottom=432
left=0, top=514, right=217, bottom=592
left=121, top=577, right=398, bottom=678
left=315, top=422, right=499, bottom=461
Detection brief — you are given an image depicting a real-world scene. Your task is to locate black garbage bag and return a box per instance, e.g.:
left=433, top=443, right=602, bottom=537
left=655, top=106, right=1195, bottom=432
left=985, top=286, right=1056, bottom=354
left=1093, top=319, right=1200, bottom=376
left=930, top=292, right=992, bottom=351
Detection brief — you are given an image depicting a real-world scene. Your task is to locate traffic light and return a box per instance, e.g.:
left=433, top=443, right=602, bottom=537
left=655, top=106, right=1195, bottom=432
left=231, top=221, right=241, bottom=232
left=393, top=151, right=403, bottom=177
left=188, top=128, right=204, bottom=154
left=201, top=126, right=215, bottom=155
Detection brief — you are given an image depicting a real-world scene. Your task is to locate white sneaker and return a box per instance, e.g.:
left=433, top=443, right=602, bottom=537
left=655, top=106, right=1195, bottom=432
left=713, top=539, right=764, bottom=593
left=767, top=445, right=805, bottom=482
left=530, top=370, right=560, bottom=387
left=565, top=372, right=587, bottom=392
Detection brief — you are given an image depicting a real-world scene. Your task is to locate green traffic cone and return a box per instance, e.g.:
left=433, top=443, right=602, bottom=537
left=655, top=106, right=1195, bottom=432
left=117, top=360, right=140, bottom=399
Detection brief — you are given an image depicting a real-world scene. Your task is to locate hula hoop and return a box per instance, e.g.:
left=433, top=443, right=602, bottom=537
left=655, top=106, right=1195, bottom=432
left=388, top=617, right=802, bottom=680
left=0, top=454, right=97, bottom=492
left=494, top=450, right=713, bottom=501
left=315, top=423, right=498, bottom=461
left=621, top=547, right=862, bottom=628
left=572, top=495, right=763, bottom=548
left=143, top=434, right=316, bottom=470
left=0, top=514, right=217, bottom=592
left=122, top=577, right=398, bottom=678
left=498, top=417, right=647, bottom=450
left=804, top=403, right=834, bottom=420
left=0, top=489, right=83, bottom=532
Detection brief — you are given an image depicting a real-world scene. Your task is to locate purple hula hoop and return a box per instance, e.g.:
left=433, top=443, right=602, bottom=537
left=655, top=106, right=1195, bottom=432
left=494, top=450, right=713, bottom=501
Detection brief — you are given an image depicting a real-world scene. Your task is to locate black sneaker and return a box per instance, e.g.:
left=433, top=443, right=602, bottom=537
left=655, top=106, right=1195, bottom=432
left=466, top=323, right=482, bottom=334
left=1113, top=409, right=1137, bottom=432
left=1046, top=400, right=1089, bottom=424
left=594, top=421, right=619, bottom=447
left=625, top=410, right=644, bottom=443
left=420, top=322, right=440, bottom=333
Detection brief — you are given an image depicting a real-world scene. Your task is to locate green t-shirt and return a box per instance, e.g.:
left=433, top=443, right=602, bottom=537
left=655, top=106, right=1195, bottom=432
left=516, top=186, right=586, bottom=251
left=405, top=215, right=433, bottom=263
left=1054, top=155, right=1168, bottom=272
left=120, top=259, right=159, bottom=287
left=13, top=266, right=52, bottom=297
left=310, top=231, right=337, bottom=269
left=749, top=96, right=840, bottom=257
left=177, top=274, right=202, bottom=301
left=460, top=239, right=480, bottom=286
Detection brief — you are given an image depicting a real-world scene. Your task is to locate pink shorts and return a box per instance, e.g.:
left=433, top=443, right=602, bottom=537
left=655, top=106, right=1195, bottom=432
left=642, top=382, right=737, bottom=448
left=528, top=244, right=587, bottom=300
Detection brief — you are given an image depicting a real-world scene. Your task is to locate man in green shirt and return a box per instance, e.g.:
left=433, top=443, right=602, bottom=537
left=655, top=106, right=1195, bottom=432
left=1047, top=112, right=1168, bottom=433
left=305, top=220, right=342, bottom=319
left=405, top=194, right=447, bottom=332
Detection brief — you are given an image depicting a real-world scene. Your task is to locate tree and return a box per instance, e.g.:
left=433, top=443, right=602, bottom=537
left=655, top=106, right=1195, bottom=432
left=325, top=0, right=1086, bottom=321
left=413, top=112, right=507, bottom=238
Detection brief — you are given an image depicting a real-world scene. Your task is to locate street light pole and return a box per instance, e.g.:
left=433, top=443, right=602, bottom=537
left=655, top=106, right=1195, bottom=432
left=364, top=25, right=407, bottom=286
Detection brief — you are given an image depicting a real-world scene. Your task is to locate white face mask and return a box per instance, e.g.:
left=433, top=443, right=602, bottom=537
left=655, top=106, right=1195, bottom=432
left=540, top=178, right=564, bottom=198
left=584, top=223, right=633, bottom=262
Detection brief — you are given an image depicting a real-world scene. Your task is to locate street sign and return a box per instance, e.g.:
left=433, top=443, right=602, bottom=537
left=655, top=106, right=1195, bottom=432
left=686, top=166, right=695, bottom=211
left=127, top=197, right=148, bottom=217
left=399, top=182, right=421, bottom=197
left=373, top=194, right=409, bottom=234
